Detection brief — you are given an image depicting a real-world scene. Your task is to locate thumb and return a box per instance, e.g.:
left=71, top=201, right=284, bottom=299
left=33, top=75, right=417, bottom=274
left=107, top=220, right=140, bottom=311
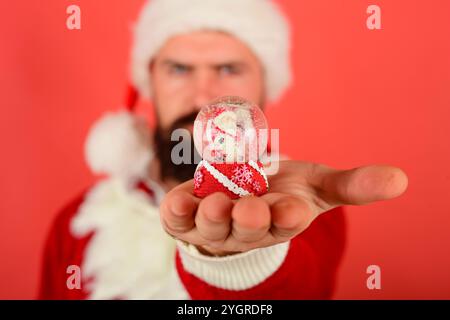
left=319, top=165, right=409, bottom=206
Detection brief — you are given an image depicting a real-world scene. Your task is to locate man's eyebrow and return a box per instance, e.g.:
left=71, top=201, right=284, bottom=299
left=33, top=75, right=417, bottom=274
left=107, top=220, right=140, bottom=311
left=160, top=59, right=193, bottom=67
left=158, top=59, right=249, bottom=73
left=160, top=59, right=246, bottom=67
left=212, top=61, right=246, bottom=68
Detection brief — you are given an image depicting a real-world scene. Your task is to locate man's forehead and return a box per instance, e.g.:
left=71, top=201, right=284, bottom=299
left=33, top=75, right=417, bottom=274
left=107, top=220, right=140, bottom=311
left=154, top=30, right=259, bottom=65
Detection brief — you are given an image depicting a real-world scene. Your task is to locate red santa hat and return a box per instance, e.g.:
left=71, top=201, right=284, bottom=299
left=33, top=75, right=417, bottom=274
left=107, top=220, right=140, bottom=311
left=85, top=0, right=291, bottom=182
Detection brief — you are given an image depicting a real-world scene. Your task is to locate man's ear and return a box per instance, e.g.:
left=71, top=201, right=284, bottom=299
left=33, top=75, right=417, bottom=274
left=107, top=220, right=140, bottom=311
left=148, top=59, right=156, bottom=75
left=259, top=92, right=267, bottom=111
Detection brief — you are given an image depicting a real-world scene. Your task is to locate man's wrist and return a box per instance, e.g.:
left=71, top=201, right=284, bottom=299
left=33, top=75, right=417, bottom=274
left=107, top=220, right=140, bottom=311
left=176, top=239, right=291, bottom=290
left=195, top=244, right=239, bottom=257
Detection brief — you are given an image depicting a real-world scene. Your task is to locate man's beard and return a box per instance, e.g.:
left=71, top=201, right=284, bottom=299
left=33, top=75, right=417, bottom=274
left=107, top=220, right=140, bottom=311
left=153, top=111, right=200, bottom=184
left=152, top=96, right=265, bottom=184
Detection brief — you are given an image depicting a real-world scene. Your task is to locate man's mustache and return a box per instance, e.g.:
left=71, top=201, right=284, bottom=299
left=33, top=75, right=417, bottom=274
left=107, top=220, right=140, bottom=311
left=153, top=110, right=200, bottom=183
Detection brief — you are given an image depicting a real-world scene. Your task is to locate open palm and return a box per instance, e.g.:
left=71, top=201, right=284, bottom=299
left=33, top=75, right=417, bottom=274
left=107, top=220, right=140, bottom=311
left=160, top=160, right=408, bottom=256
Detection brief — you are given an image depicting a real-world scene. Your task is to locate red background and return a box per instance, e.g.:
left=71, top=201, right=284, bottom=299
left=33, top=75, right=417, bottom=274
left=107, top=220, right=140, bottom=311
left=0, top=0, right=449, bottom=299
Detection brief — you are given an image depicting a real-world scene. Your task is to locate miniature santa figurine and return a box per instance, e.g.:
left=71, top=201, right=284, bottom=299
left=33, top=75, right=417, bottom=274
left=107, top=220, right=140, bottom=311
left=193, top=96, right=269, bottom=199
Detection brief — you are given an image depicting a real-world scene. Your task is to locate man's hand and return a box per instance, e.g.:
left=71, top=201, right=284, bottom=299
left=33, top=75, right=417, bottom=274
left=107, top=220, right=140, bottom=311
left=159, top=161, right=408, bottom=256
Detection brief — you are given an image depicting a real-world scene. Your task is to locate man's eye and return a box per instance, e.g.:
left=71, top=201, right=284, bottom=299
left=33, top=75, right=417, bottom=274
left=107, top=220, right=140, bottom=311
left=218, top=65, right=240, bottom=75
left=170, top=64, right=189, bottom=75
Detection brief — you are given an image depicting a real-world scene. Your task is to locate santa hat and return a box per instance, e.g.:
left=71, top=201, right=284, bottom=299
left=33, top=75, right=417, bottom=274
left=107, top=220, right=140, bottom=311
left=131, top=0, right=291, bottom=102
left=85, top=0, right=291, bottom=182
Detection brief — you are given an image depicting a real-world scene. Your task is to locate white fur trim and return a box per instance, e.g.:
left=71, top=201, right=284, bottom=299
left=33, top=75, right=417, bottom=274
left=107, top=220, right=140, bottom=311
left=177, top=240, right=290, bottom=291
left=248, top=160, right=269, bottom=189
left=70, top=179, right=188, bottom=299
left=200, top=160, right=251, bottom=197
left=130, top=0, right=291, bottom=102
left=84, top=110, right=153, bottom=182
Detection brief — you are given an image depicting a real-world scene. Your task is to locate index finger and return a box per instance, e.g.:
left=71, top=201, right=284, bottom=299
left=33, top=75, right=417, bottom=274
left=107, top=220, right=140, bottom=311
left=160, top=180, right=200, bottom=234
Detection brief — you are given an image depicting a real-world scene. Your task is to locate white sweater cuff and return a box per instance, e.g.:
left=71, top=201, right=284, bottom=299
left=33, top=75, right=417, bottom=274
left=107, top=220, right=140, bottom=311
left=176, top=241, right=290, bottom=291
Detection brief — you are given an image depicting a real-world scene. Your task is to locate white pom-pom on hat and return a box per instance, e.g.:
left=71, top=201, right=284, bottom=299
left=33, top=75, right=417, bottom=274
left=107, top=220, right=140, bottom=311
left=84, top=110, right=153, bottom=182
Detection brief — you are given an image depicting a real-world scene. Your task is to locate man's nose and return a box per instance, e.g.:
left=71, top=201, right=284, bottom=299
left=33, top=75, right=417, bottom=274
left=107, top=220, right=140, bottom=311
left=192, top=72, right=220, bottom=110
